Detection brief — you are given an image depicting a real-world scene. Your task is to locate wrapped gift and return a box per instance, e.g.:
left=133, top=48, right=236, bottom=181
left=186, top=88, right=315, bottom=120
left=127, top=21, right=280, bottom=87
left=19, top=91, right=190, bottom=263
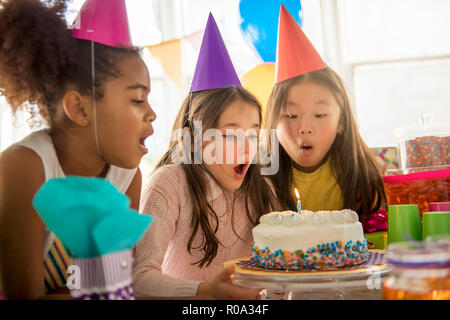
left=363, top=209, right=388, bottom=250
left=365, top=231, right=388, bottom=250
left=371, top=147, right=399, bottom=172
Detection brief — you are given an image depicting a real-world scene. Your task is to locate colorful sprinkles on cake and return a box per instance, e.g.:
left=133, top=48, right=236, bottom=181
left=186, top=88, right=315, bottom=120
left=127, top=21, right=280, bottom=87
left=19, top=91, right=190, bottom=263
left=251, top=239, right=368, bottom=270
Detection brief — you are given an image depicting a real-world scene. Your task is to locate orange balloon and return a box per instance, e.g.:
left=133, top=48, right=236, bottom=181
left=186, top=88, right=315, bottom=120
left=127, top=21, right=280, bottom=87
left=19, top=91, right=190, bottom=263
left=241, top=63, right=276, bottom=117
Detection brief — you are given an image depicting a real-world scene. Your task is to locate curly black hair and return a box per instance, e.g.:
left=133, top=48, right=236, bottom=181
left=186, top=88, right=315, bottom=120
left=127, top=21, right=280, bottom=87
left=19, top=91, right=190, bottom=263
left=0, top=0, right=140, bottom=127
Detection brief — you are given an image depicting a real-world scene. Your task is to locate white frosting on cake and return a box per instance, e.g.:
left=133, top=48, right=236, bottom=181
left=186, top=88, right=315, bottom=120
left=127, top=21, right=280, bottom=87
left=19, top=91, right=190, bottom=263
left=253, top=209, right=365, bottom=252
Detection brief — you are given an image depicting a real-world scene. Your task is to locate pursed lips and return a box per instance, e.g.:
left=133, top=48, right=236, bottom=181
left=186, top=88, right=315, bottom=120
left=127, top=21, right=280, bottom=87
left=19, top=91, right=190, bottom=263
left=300, top=142, right=313, bottom=150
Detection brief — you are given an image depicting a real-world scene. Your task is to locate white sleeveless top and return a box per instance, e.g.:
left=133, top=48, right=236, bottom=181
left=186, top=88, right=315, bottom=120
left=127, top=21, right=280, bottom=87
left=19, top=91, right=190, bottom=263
left=13, top=129, right=138, bottom=258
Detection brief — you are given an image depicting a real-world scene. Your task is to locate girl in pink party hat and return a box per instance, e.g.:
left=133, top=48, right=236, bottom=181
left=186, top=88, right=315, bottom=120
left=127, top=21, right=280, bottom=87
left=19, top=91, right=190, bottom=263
left=0, top=0, right=155, bottom=299
left=265, top=5, right=386, bottom=221
left=133, top=13, right=280, bottom=299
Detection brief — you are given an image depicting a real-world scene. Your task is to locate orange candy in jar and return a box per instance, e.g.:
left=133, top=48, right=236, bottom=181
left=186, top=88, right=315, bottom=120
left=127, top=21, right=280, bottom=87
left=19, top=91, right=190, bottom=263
left=388, top=115, right=450, bottom=215
left=383, top=166, right=450, bottom=216
left=383, top=238, right=450, bottom=300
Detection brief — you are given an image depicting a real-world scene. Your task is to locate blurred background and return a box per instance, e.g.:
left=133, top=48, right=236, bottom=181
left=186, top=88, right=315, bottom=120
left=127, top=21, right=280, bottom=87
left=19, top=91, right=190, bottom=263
left=1, top=0, right=449, bottom=179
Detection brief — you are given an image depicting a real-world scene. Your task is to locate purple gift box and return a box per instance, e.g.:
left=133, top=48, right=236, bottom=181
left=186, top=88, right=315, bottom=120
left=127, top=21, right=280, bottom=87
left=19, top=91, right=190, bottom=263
left=429, top=202, right=450, bottom=212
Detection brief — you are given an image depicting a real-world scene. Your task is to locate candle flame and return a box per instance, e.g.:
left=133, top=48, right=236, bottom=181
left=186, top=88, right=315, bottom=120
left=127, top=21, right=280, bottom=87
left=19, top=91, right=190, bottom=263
left=294, top=188, right=300, bottom=199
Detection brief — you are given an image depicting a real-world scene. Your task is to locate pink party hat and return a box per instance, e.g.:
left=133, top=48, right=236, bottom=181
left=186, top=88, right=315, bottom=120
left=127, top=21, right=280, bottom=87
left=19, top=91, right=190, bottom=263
left=72, top=0, right=132, bottom=48
left=190, top=13, right=242, bottom=92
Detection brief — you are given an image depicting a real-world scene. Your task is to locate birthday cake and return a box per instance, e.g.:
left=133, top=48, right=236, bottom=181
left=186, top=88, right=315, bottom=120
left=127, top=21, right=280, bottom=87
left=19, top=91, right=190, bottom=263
left=252, top=210, right=368, bottom=270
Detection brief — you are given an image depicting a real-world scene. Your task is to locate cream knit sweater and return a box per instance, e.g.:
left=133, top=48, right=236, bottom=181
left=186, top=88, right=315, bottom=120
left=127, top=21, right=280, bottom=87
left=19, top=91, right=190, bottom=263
left=133, top=164, right=258, bottom=297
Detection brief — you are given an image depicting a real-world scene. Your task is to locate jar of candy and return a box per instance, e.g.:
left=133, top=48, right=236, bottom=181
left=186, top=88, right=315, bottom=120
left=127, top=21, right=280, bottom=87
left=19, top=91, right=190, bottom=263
left=383, top=165, right=450, bottom=215
left=383, top=238, right=450, bottom=300
left=395, top=114, right=449, bottom=169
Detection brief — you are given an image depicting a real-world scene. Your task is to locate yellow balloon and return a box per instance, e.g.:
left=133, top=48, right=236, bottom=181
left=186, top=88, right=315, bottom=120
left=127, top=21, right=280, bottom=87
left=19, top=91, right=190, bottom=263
left=241, top=63, right=275, bottom=117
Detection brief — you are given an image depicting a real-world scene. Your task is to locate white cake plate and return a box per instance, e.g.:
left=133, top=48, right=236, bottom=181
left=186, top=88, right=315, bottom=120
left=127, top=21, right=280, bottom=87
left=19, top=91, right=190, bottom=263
left=224, top=250, right=390, bottom=300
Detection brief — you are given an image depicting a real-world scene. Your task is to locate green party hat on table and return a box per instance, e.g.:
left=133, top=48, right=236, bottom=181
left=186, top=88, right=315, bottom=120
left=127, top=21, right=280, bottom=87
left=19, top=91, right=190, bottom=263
left=33, top=177, right=153, bottom=258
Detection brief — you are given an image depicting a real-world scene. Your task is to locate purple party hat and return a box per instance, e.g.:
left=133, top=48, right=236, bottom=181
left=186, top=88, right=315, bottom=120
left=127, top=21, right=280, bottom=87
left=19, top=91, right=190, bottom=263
left=190, top=13, right=242, bottom=92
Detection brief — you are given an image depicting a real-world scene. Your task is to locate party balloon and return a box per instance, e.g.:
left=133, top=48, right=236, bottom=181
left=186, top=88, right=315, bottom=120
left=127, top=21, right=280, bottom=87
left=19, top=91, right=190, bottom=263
left=241, top=63, right=276, bottom=117
left=239, top=0, right=303, bottom=62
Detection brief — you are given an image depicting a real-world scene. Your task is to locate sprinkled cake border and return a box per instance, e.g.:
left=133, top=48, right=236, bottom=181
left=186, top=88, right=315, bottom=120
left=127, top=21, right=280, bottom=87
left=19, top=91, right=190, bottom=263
left=252, top=239, right=368, bottom=270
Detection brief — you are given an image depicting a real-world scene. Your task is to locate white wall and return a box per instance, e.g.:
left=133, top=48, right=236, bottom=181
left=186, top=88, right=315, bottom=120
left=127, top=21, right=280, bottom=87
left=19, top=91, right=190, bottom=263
left=1, top=0, right=449, bottom=168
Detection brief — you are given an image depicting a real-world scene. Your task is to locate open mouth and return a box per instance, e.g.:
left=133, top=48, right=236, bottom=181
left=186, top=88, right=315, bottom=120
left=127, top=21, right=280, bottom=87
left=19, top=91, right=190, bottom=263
left=233, top=163, right=248, bottom=178
left=140, top=129, right=153, bottom=147
left=234, top=164, right=245, bottom=175
left=301, top=144, right=313, bottom=150
left=139, top=135, right=151, bottom=154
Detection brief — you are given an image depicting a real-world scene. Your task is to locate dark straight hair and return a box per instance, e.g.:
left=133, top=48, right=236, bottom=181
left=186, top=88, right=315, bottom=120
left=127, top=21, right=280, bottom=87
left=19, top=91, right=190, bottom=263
left=264, top=67, right=386, bottom=222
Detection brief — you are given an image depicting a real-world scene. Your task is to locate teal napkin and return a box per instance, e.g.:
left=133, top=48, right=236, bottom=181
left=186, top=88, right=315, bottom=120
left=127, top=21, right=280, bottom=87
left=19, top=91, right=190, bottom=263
left=33, top=176, right=153, bottom=258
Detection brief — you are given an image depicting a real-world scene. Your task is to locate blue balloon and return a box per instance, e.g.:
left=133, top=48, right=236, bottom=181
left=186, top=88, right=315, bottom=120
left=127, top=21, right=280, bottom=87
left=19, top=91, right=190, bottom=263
left=239, top=0, right=303, bottom=62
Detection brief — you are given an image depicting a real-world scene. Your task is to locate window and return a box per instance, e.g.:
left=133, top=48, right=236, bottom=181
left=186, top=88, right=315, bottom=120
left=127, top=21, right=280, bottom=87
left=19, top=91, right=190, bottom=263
left=336, top=0, right=450, bottom=147
left=1, top=0, right=449, bottom=177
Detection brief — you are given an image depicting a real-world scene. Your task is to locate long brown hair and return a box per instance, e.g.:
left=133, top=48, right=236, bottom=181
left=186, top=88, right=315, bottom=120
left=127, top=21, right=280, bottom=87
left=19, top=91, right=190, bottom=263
left=265, top=67, right=386, bottom=222
left=157, top=87, right=280, bottom=267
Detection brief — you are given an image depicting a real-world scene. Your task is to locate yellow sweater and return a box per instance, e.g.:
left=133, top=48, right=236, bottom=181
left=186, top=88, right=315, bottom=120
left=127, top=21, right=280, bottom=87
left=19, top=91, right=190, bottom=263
left=292, top=160, right=344, bottom=211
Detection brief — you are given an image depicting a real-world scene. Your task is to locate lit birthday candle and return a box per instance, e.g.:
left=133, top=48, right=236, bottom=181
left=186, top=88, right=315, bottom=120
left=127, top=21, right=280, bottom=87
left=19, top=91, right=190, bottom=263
left=294, top=188, right=301, bottom=214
